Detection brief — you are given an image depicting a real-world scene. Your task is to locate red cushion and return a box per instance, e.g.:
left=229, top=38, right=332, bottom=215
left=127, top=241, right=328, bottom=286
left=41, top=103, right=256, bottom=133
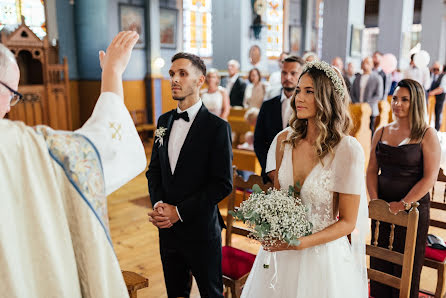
left=222, top=246, right=256, bottom=280
left=425, top=244, right=446, bottom=262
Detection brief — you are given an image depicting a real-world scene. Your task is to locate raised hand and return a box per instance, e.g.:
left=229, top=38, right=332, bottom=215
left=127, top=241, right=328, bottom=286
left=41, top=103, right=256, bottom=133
left=99, top=31, right=139, bottom=98
left=99, top=31, right=139, bottom=76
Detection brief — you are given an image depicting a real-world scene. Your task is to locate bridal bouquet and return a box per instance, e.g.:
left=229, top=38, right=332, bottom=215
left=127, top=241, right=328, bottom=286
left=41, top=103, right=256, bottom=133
left=229, top=184, right=312, bottom=268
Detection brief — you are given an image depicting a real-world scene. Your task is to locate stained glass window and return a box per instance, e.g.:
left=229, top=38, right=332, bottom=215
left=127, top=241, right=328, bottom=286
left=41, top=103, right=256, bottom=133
left=0, top=0, right=46, bottom=39
left=265, top=0, right=283, bottom=58
left=183, top=0, right=212, bottom=57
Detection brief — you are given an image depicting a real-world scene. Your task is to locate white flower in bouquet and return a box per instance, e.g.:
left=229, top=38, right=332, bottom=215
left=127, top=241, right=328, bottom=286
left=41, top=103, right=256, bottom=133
left=229, top=183, right=312, bottom=268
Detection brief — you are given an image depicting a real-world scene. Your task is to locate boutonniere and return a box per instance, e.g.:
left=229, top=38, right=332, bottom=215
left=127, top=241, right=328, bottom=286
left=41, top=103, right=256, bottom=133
left=154, top=127, right=167, bottom=147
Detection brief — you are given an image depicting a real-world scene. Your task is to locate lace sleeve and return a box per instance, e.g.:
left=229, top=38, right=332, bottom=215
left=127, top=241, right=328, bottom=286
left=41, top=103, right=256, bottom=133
left=329, top=136, right=365, bottom=195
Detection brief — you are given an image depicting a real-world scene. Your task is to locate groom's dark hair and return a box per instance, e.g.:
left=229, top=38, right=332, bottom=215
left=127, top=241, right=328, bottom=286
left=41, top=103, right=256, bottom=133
left=172, top=52, right=206, bottom=76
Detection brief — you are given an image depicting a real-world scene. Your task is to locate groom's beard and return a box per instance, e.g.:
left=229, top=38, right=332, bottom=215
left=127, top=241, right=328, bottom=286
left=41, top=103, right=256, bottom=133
left=284, top=87, right=296, bottom=93
left=173, top=96, right=186, bottom=101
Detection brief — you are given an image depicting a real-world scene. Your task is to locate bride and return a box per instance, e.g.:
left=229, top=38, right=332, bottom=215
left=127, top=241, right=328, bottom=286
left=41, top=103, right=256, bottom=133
left=241, top=61, right=368, bottom=298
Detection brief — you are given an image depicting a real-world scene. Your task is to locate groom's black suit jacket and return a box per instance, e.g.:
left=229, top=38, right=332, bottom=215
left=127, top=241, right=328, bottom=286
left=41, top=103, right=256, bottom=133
left=253, top=94, right=283, bottom=182
left=147, top=105, right=233, bottom=244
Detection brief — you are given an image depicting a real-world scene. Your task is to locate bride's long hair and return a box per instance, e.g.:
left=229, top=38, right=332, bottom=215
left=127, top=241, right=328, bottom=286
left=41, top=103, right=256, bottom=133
left=285, top=66, right=352, bottom=161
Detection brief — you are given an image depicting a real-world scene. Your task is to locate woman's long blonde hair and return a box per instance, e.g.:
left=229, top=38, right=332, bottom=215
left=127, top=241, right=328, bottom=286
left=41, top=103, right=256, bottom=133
left=285, top=66, right=352, bottom=161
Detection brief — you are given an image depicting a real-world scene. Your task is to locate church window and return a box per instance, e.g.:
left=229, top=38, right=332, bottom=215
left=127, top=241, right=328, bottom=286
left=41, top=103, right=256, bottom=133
left=0, top=0, right=46, bottom=39
left=183, top=0, right=212, bottom=57
left=265, top=0, right=283, bottom=58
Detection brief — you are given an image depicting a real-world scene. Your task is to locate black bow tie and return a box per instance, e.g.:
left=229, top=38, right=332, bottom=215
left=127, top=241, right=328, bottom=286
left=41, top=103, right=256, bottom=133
left=172, top=110, right=190, bottom=122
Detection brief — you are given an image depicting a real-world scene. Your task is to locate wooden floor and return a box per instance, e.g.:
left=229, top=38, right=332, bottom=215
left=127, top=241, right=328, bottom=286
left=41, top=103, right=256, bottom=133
left=108, top=148, right=445, bottom=298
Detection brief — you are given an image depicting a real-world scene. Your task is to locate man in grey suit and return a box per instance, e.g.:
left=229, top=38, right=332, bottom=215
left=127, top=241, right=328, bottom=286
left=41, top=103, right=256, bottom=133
left=351, top=57, right=383, bottom=133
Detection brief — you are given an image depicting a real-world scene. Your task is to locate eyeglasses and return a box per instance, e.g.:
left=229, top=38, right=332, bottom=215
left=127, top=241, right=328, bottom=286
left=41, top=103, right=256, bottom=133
left=433, top=68, right=440, bottom=72
left=0, top=81, right=22, bottom=106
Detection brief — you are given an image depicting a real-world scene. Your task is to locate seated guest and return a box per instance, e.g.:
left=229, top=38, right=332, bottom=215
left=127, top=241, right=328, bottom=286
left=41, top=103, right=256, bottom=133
left=0, top=32, right=146, bottom=297
left=254, top=56, right=303, bottom=183
left=243, top=68, right=269, bottom=109
left=226, top=59, right=247, bottom=107
left=237, top=131, right=254, bottom=151
left=428, top=62, right=446, bottom=130
left=367, top=79, right=440, bottom=298
left=201, top=68, right=230, bottom=120
left=244, top=107, right=260, bottom=127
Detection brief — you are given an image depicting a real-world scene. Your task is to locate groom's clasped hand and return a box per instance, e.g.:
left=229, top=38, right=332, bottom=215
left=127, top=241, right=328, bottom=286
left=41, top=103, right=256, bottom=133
left=148, top=203, right=180, bottom=229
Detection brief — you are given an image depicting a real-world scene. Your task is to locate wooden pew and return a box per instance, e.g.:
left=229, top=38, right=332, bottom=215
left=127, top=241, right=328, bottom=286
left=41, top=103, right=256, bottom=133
left=374, top=100, right=391, bottom=131
left=349, top=103, right=372, bottom=169
left=232, top=148, right=261, bottom=176
left=228, top=107, right=253, bottom=147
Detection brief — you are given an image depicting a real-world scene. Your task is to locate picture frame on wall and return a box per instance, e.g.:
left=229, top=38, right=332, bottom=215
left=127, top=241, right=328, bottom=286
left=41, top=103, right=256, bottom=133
left=160, top=7, right=178, bottom=49
left=350, top=24, right=364, bottom=57
left=289, top=25, right=301, bottom=54
left=119, top=4, right=146, bottom=49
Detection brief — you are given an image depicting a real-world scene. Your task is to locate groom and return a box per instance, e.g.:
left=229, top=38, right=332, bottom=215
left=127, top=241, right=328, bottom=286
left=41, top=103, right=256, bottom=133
left=146, top=52, right=233, bottom=298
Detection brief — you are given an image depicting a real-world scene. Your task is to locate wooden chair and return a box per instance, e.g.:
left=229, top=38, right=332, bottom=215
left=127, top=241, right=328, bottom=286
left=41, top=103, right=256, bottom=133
left=129, top=109, right=156, bottom=143
left=222, top=168, right=273, bottom=298
left=367, top=199, right=420, bottom=298
left=122, top=271, right=149, bottom=298
left=422, top=169, right=446, bottom=298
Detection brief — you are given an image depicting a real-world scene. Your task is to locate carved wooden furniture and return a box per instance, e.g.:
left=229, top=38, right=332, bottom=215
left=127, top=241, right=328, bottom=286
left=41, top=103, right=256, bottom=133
left=1, top=20, right=72, bottom=130
left=222, top=168, right=272, bottom=298
left=367, top=199, right=420, bottom=298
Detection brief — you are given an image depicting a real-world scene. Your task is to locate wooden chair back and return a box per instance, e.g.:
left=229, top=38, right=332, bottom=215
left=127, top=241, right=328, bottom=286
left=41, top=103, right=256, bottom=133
left=367, top=199, right=420, bottom=298
left=422, top=169, right=446, bottom=298
left=225, top=167, right=273, bottom=247
left=431, top=169, right=446, bottom=229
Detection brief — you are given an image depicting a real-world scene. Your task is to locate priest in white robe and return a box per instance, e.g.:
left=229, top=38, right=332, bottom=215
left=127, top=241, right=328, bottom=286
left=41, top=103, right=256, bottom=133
left=0, top=31, right=146, bottom=298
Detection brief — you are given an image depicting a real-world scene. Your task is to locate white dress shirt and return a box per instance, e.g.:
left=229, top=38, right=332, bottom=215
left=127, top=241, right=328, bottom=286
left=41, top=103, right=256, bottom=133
left=226, top=74, right=239, bottom=95
left=154, top=99, right=203, bottom=222
left=403, top=66, right=431, bottom=90
left=431, top=74, right=446, bottom=92
left=281, top=91, right=293, bottom=129
left=265, top=92, right=293, bottom=174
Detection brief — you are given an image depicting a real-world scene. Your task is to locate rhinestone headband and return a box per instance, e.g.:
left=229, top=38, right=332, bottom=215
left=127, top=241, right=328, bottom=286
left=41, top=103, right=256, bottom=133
left=302, top=60, right=345, bottom=98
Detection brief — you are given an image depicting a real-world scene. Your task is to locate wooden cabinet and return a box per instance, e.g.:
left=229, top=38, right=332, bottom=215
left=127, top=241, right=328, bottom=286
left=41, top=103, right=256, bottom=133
left=1, top=21, right=72, bottom=130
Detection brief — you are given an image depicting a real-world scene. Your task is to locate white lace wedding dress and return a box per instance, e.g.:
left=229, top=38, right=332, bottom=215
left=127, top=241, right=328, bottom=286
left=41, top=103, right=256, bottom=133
left=241, top=134, right=369, bottom=298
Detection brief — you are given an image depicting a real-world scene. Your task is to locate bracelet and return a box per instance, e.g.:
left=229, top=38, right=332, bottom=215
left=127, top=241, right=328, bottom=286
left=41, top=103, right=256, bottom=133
left=401, top=200, right=411, bottom=211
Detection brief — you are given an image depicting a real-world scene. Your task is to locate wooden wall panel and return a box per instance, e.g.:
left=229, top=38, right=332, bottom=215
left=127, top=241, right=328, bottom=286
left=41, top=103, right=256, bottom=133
left=161, top=78, right=176, bottom=114
left=123, top=80, right=146, bottom=111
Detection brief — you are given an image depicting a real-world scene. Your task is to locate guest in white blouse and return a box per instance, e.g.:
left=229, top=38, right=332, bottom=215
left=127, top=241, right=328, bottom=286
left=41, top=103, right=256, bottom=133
left=201, top=68, right=230, bottom=120
left=243, top=68, right=269, bottom=109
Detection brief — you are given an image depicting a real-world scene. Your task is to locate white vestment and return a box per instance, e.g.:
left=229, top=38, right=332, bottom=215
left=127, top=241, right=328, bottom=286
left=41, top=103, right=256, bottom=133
left=0, top=92, right=146, bottom=298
